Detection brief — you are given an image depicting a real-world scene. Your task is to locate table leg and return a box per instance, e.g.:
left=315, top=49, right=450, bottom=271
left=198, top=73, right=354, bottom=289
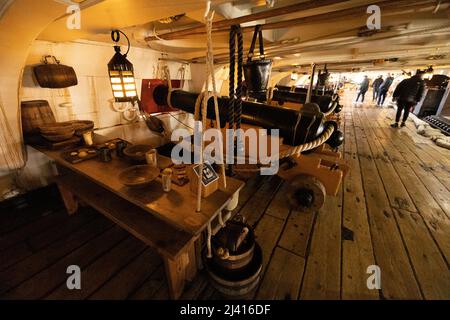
left=163, top=238, right=198, bottom=299
left=57, top=182, right=78, bottom=215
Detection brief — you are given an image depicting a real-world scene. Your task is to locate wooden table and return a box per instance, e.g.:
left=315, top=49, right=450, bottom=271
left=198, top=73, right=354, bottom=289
left=33, top=137, right=244, bottom=299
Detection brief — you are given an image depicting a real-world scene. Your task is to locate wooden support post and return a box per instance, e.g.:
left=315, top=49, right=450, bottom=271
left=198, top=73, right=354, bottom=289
left=57, top=182, right=78, bottom=215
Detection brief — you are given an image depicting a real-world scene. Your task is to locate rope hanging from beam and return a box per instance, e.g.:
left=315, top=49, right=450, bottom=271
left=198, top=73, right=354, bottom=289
left=228, top=24, right=244, bottom=174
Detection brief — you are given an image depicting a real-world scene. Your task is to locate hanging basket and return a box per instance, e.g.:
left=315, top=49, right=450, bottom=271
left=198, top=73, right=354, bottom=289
left=243, top=25, right=272, bottom=94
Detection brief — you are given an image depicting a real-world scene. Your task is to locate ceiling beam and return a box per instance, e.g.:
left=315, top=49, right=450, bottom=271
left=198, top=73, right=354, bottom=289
left=144, top=0, right=351, bottom=41
left=147, top=0, right=444, bottom=41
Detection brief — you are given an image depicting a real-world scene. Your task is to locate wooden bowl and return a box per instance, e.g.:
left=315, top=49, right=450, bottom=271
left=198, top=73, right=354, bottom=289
left=123, top=144, right=153, bottom=162
left=42, top=131, right=75, bottom=142
left=118, top=165, right=160, bottom=187
left=69, top=120, right=94, bottom=136
left=39, top=122, right=74, bottom=136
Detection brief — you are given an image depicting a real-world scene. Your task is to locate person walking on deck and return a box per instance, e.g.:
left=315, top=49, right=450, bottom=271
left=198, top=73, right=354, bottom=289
left=372, top=75, right=383, bottom=102
left=390, top=70, right=425, bottom=128
left=377, top=73, right=394, bottom=106
left=355, top=75, right=369, bottom=103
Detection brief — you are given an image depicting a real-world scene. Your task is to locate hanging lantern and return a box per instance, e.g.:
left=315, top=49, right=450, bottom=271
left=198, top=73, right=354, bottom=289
left=108, top=30, right=138, bottom=102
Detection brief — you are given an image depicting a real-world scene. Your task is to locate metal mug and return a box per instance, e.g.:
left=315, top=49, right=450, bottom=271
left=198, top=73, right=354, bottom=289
left=82, top=130, right=94, bottom=146
left=161, top=168, right=173, bottom=192
left=116, top=140, right=128, bottom=157
left=145, top=149, right=158, bottom=168
left=99, top=147, right=112, bottom=162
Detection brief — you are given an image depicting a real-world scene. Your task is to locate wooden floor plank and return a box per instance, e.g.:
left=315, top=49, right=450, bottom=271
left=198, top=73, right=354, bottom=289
left=299, top=192, right=342, bottom=300
left=128, top=265, right=166, bottom=300
left=358, top=109, right=416, bottom=212
left=254, top=214, right=285, bottom=269
left=239, top=175, right=283, bottom=227
left=393, top=209, right=450, bottom=299
left=234, top=175, right=266, bottom=213
left=180, top=274, right=209, bottom=300
left=2, top=226, right=128, bottom=299
left=264, top=182, right=291, bottom=220
left=377, top=115, right=450, bottom=219
left=0, top=209, right=66, bottom=251
left=256, top=247, right=305, bottom=300
left=363, top=112, right=450, bottom=296
left=0, top=217, right=112, bottom=295
left=370, top=118, right=450, bottom=264
left=90, top=248, right=161, bottom=300
left=341, top=114, right=378, bottom=300
left=0, top=209, right=96, bottom=271
left=45, top=236, right=146, bottom=299
left=277, top=210, right=314, bottom=258
left=0, top=188, right=63, bottom=235
left=352, top=113, right=422, bottom=299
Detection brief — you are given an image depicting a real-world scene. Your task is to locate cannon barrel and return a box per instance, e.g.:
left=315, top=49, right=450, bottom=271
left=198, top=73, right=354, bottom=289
left=253, top=90, right=337, bottom=113
left=153, top=87, right=335, bottom=146
left=276, top=85, right=335, bottom=96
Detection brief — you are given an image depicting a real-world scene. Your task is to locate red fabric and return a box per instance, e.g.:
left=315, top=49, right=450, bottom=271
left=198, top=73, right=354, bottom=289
left=140, top=79, right=180, bottom=114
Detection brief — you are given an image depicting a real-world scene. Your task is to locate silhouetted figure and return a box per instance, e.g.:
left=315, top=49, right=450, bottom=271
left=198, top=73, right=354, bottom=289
left=391, top=71, right=425, bottom=128
left=377, top=73, right=394, bottom=106
left=372, top=75, right=383, bottom=101
left=356, top=75, right=369, bottom=103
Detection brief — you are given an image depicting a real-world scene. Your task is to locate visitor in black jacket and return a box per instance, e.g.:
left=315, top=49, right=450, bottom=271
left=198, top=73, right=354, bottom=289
left=390, top=71, right=426, bottom=128
left=355, top=75, right=369, bottom=103
left=372, top=75, right=383, bottom=101
left=377, top=73, right=394, bottom=106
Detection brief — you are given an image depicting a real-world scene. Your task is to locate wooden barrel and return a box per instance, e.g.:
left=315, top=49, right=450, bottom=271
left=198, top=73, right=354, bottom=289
left=33, top=56, right=78, bottom=88
left=21, top=100, right=56, bottom=136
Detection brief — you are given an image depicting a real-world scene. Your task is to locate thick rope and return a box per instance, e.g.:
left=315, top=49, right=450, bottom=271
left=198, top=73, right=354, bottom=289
left=232, top=122, right=335, bottom=173
left=232, top=123, right=336, bottom=172
left=228, top=26, right=235, bottom=130
left=195, top=8, right=227, bottom=212
left=164, top=65, right=174, bottom=109
left=322, top=102, right=338, bottom=117
left=236, top=28, right=243, bottom=131
left=205, top=11, right=227, bottom=189
left=228, top=25, right=244, bottom=172
left=278, top=123, right=335, bottom=159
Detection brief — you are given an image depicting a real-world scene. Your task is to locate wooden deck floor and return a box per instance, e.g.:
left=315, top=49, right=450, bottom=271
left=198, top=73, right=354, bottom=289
left=1, top=102, right=449, bottom=300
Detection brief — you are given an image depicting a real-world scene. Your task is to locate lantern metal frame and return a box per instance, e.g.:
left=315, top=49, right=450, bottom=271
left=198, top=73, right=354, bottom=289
left=108, top=30, right=138, bottom=103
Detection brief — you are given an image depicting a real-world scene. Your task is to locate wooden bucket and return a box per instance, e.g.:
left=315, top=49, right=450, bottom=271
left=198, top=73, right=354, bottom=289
left=212, top=221, right=256, bottom=270
left=21, top=100, right=56, bottom=136
left=204, top=243, right=263, bottom=297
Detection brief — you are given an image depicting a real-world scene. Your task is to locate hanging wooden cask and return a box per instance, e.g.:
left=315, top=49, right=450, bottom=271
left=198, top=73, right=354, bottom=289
left=33, top=56, right=78, bottom=88
left=21, top=100, right=56, bottom=136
